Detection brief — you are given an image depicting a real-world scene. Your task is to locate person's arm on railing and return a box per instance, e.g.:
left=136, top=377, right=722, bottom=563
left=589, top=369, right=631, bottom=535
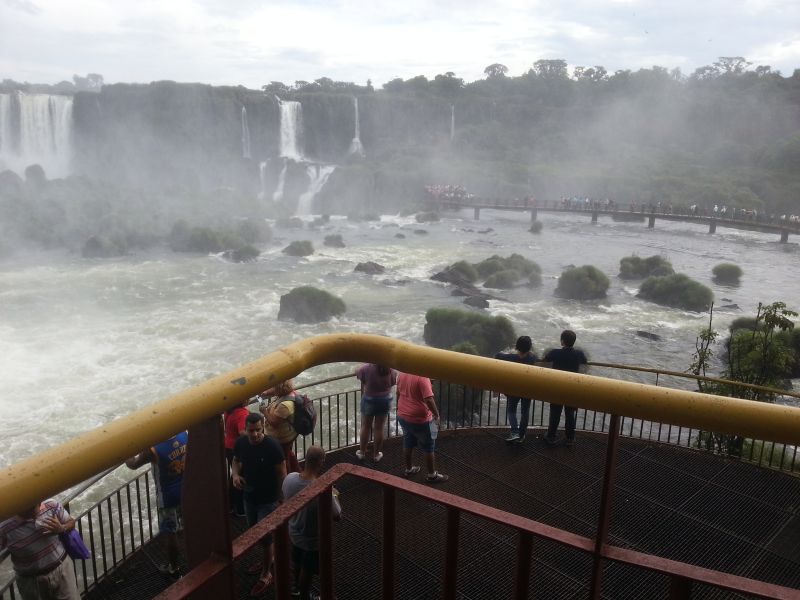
left=125, top=449, right=154, bottom=470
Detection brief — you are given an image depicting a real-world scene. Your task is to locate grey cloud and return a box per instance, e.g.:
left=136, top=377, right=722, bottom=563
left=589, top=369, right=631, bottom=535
left=3, top=0, right=41, bottom=15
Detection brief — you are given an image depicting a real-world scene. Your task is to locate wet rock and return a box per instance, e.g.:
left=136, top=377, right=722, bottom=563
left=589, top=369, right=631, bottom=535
left=463, top=296, right=490, bottom=309
left=324, top=234, right=345, bottom=248
left=413, top=229, right=428, bottom=235
left=395, top=233, right=406, bottom=239
left=283, top=240, right=314, bottom=256
left=719, top=304, right=740, bottom=310
left=636, top=331, right=662, bottom=342
left=278, top=286, right=346, bottom=323
left=355, top=261, right=385, bottom=275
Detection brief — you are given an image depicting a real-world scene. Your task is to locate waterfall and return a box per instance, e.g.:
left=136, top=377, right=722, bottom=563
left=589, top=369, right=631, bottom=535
left=0, top=92, right=73, bottom=177
left=241, top=106, right=251, bottom=159
left=278, top=101, right=302, bottom=160
left=258, top=160, right=268, bottom=200
left=273, top=160, right=288, bottom=202
left=450, top=104, right=455, bottom=142
left=348, top=96, right=364, bottom=156
left=296, top=164, right=335, bottom=215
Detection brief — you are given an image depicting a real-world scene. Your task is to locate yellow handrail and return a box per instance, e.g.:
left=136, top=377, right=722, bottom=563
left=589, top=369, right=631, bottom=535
left=2, top=333, right=800, bottom=519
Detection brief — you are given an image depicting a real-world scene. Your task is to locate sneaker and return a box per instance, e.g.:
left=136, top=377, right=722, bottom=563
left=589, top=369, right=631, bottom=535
left=245, top=561, right=263, bottom=575
left=355, top=449, right=365, bottom=460
left=404, top=466, right=421, bottom=477
left=373, top=451, right=384, bottom=463
left=514, top=434, right=526, bottom=444
left=250, top=572, right=274, bottom=597
left=544, top=435, right=558, bottom=447
left=158, top=563, right=180, bottom=578
left=425, top=471, right=449, bottom=483
left=505, top=433, right=520, bottom=443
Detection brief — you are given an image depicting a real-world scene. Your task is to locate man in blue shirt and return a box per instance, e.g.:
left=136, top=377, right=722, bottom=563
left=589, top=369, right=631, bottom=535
left=126, top=431, right=188, bottom=577
left=495, top=335, right=538, bottom=443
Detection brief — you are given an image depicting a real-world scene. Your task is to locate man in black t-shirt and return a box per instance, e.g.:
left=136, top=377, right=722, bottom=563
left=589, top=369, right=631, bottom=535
left=495, top=335, right=538, bottom=443
left=542, top=330, right=588, bottom=447
left=232, top=412, right=286, bottom=596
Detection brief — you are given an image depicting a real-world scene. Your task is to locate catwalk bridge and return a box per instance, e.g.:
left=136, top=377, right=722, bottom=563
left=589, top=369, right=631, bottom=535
left=437, top=197, right=800, bottom=243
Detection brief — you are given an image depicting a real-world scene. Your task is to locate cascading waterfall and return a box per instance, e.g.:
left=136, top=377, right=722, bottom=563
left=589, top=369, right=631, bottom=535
left=258, top=161, right=268, bottom=200
left=296, top=165, right=336, bottom=215
left=278, top=100, right=303, bottom=160
left=241, top=106, right=251, bottom=159
left=450, top=104, right=455, bottom=142
left=273, top=161, right=288, bottom=202
left=0, top=92, right=73, bottom=177
left=348, top=96, right=365, bottom=156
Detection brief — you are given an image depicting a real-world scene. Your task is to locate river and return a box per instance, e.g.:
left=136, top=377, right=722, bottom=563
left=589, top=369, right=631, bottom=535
left=1, top=209, right=798, bottom=476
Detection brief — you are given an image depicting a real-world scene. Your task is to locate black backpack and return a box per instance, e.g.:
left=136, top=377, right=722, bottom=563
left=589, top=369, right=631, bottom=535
left=293, top=394, right=317, bottom=436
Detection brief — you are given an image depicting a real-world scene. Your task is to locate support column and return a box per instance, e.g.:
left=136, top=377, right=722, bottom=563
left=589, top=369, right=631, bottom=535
left=473, top=207, right=480, bottom=220
left=708, top=220, right=716, bottom=234
left=648, top=215, right=656, bottom=229
left=184, top=416, right=235, bottom=600
left=530, top=208, right=538, bottom=222
left=780, top=229, right=789, bottom=243
left=590, top=414, right=621, bottom=599
left=591, top=211, right=599, bottom=224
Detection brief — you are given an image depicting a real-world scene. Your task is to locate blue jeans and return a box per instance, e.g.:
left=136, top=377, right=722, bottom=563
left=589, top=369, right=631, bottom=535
left=243, top=497, right=279, bottom=543
left=507, top=397, right=531, bottom=437
left=547, top=404, right=577, bottom=440
left=397, top=417, right=435, bottom=452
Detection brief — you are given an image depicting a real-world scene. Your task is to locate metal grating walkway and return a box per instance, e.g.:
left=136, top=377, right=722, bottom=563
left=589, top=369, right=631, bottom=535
left=83, top=428, right=800, bottom=600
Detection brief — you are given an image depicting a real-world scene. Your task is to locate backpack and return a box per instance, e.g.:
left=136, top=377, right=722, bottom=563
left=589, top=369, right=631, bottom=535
left=292, top=394, right=317, bottom=436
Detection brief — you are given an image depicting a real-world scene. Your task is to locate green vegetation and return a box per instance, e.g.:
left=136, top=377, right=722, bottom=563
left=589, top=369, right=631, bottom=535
left=555, top=265, right=609, bottom=299
left=448, top=260, right=479, bottom=283
left=277, top=286, right=346, bottom=323
left=423, top=307, right=516, bottom=356
left=619, top=255, right=674, bottom=279
left=82, top=235, right=127, bottom=258
left=282, top=240, right=314, bottom=257
left=690, top=302, right=797, bottom=456
left=638, top=273, right=713, bottom=311
left=483, top=269, right=520, bottom=289
left=712, top=263, right=743, bottom=285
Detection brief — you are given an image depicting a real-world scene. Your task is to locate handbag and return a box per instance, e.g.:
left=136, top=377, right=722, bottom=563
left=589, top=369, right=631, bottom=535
left=60, top=529, right=91, bottom=560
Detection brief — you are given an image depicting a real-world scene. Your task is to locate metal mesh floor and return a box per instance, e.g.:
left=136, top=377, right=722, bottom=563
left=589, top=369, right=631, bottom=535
left=83, top=428, right=800, bottom=599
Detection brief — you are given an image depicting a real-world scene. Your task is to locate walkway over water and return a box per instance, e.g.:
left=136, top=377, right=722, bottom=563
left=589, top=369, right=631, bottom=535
left=437, top=198, right=800, bottom=242
left=83, top=428, right=800, bottom=600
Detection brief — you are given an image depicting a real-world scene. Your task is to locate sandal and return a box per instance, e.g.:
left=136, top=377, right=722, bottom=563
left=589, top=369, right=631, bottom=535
left=404, top=466, right=421, bottom=477
left=250, top=572, right=273, bottom=597
left=426, top=471, right=449, bottom=483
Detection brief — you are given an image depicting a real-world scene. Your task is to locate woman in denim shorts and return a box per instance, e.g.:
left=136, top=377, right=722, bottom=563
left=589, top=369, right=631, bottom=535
left=356, top=363, right=398, bottom=462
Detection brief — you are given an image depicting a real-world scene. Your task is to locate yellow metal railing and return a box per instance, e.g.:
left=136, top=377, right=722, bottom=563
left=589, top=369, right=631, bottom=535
left=2, top=333, right=800, bottom=519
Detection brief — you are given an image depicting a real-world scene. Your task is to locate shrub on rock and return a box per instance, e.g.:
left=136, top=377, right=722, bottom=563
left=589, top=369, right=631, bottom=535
left=448, top=260, right=479, bottom=283
left=638, top=273, right=713, bottom=312
left=224, top=245, right=260, bottom=263
left=483, top=269, right=520, bottom=289
left=324, top=234, right=345, bottom=248
left=619, top=255, right=674, bottom=279
left=237, top=219, right=272, bottom=244
left=423, top=307, right=516, bottom=356
left=556, top=265, right=610, bottom=299
left=277, top=286, right=346, bottom=323
left=712, top=263, right=742, bottom=285
left=354, top=261, right=385, bottom=275
left=283, top=240, right=314, bottom=256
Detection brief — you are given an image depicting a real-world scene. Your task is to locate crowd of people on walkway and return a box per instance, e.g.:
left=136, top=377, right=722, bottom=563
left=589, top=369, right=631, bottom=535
left=0, top=329, right=589, bottom=600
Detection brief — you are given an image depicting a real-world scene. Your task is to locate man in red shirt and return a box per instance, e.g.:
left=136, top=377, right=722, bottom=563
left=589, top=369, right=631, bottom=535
left=396, top=372, right=448, bottom=483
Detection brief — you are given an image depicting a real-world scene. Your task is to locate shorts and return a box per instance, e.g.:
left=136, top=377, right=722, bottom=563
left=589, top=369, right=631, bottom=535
left=397, top=417, right=435, bottom=453
left=244, top=496, right=279, bottom=544
left=360, top=395, right=391, bottom=417
left=292, top=545, right=320, bottom=575
left=158, top=505, right=183, bottom=534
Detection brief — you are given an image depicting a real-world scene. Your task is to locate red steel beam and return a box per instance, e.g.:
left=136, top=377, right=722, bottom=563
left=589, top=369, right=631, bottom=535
left=512, top=531, right=533, bottom=600
left=382, top=487, right=396, bottom=600
left=318, top=486, right=334, bottom=600
left=443, top=507, right=460, bottom=600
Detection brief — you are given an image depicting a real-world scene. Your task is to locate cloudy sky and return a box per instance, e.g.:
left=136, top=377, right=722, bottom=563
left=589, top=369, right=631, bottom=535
left=1, top=0, right=799, bottom=88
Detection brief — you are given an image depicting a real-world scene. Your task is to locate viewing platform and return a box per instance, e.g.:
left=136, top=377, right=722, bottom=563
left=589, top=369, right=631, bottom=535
left=77, top=428, right=800, bottom=599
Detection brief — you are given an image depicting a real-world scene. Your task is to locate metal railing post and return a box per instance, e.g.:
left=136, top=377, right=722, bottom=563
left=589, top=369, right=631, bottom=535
left=590, top=414, right=621, bottom=598
left=443, top=507, right=460, bottom=600
left=183, top=416, right=235, bottom=600
left=512, top=531, right=533, bottom=600
left=669, top=575, right=692, bottom=599
left=274, top=522, right=292, bottom=600
left=318, top=486, right=335, bottom=600
left=382, top=487, right=396, bottom=600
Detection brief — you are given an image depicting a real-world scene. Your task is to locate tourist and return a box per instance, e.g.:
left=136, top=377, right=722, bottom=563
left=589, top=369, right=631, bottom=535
left=126, top=430, right=188, bottom=577
left=396, top=372, right=448, bottom=483
left=0, top=499, right=81, bottom=600
left=355, top=363, right=398, bottom=462
left=495, top=336, right=538, bottom=443
left=261, top=380, right=300, bottom=473
left=232, top=412, right=286, bottom=596
left=224, top=398, right=250, bottom=517
left=282, top=446, right=342, bottom=600
left=542, top=330, right=588, bottom=447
